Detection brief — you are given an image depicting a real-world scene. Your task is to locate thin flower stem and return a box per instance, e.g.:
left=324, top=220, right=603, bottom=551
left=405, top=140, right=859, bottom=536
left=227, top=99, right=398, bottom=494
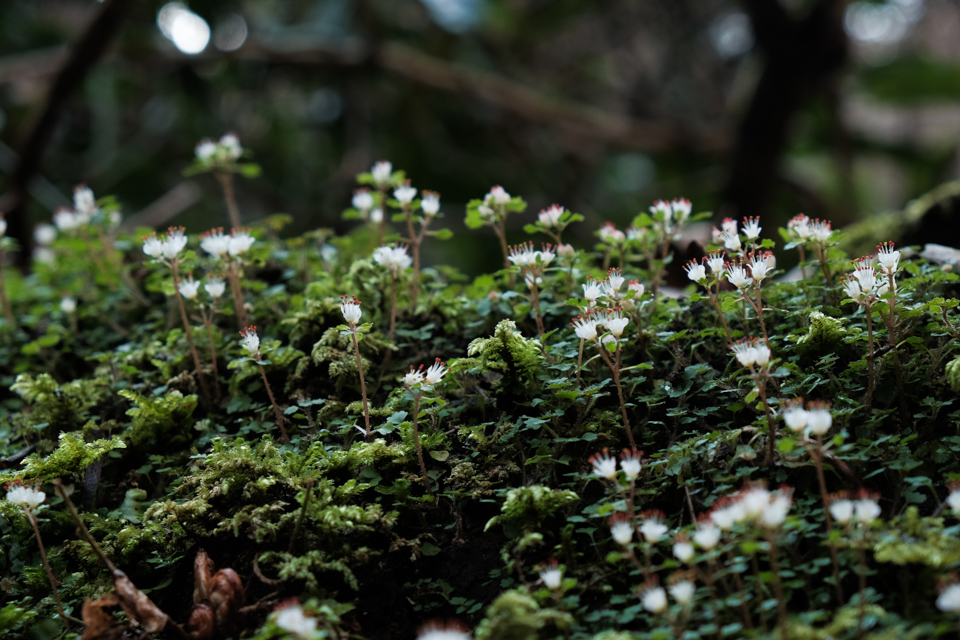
left=753, top=284, right=769, bottom=346
left=388, top=273, right=398, bottom=343
left=752, top=368, right=777, bottom=466
left=812, top=437, right=845, bottom=603
left=576, top=338, right=585, bottom=387
left=25, top=509, right=71, bottom=630
left=376, top=186, right=387, bottom=245
left=411, top=392, right=431, bottom=492
left=705, top=558, right=724, bottom=640
left=706, top=287, right=733, bottom=344
left=884, top=275, right=908, bottom=422
left=598, top=344, right=637, bottom=449
left=226, top=263, right=249, bottom=329
left=749, top=552, right=769, bottom=633
left=495, top=221, right=515, bottom=288
left=858, top=533, right=868, bottom=640
left=402, top=204, right=422, bottom=309
left=172, top=263, right=211, bottom=407
left=351, top=332, right=372, bottom=440
left=725, top=548, right=754, bottom=629
left=815, top=243, right=834, bottom=287
left=865, top=303, right=875, bottom=412
left=798, top=244, right=808, bottom=280
left=530, top=281, right=546, bottom=338
left=201, top=307, right=222, bottom=403
left=288, top=478, right=313, bottom=553
left=258, top=362, right=289, bottom=442
left=215, top=171, right=242, bottom=228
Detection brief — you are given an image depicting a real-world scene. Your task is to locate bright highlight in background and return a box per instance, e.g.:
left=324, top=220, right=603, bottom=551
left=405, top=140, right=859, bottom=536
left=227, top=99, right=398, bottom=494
left=157, top=2, right=211, bottom=55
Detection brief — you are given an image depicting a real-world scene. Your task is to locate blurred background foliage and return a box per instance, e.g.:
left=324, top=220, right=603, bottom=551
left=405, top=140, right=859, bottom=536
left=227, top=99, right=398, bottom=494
left=1, top=0, right=959, bottom=274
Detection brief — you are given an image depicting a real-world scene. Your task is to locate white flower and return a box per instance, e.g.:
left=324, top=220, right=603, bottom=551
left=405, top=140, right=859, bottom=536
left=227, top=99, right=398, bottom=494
left=684, top=260, right=706, bottom=283
left=340, top=296, right=362, bottom=326
left=54, top=209, right=80, bottom=231
left=842, top=276, right=862, bottom=301
left=178, top=277, right=201, bottom=300
left=417, top=621, right=472, bottom=640
left=753, top=343, right=771, bottom=367
left=781, top=400, right=808, bottom=432
left=710, top=507, right=737, bottom=531
left=394, top=184, right=417, bottom=204
left=352, top=189, right=374, bottom=211
left=195, top=140, right=217, bottom=160
left=673, top=540, right=694, bottom=562
left=829, top=498, right=854, bottom=524
left=524, top=273, right=542, bottom=289
left=557, top=243, right=576, bottom=259
left=742, top=216, right=761, bottom=239
left=810, top=219, right=833, bottom=243
left=371, top=160, right=393, bottom=186
left=7, top=484, right=45, bottom=511
left=537, top=245, right=555, bottom=266
left=425, top=359, right=447, bottom=385
left=200, top=229, right=231, bottom=258
left=628, top=281, right=645, bottom=296
left=539, top=204, right=564, bottom=227
left=669, top=580, right=696, bottom=605
left=590, top=451, right=618, bottom=479
left=731, top=339, right=759, bottom=368
left=599, top=222, right=625, bottom=244
left=610, top=516, right=634, bottom=546
left=760, top=490, right=792, bottom=528
left=540, top=562, right=563, bottom=590
left=853, top=259, right=877, bottom=293
left=806, top=402, right=832, bottom=436
left=239, top=326, right=260, bottom=356
left=620, top=450, right=642, bottom=480
left=607, top=269, right=625, bottom=292
left=205, top=278, right=226, bottom=299
left=421, top=191, right=440, bottom=216
left=937, top=583, right=960, bottom=613
left=370, top=208, right=384, bottom=224
left=693, top=523, right=720, bottom=550
left=722, top=227, right=742, bottom=252
left=227, top=229, right=255, bottom=257
left=639, top=512, right=668, bottom=543
left=488, top=185, right=510, bottom=204
left=572, top=316, right=599, bottom=341
left=508, top=243, right=538, bottom=267
left=74, top=185, right=97, bottom=217
left=373, top=245, right=413, bottom=272
left=603, top=311, right=629, bottom=339
left=640, top=585, right=668, bottom=614
left=705, top=251, right=725, bottom=274
left=854, top=496, right=881, bottom=525
left=219, top=133, right=242, bottom=159
left=273, top=603, right=318, bottom=639
left=142, top=234, right=164, bottom=258
left=60, top=297, right=77, bottom=314
left=34, top=247, right=55, bottom=264
left=725, top=263, right=751, bottom=288
left=34, top=224, right=57, bottom=245
left=582, top=280, right=604, bottom=304
left=671, top=198, right=692, bottom=224
left=947, top=487, right=960, bottom=514
left=749, top=253, right=772, bottom=281
left=876, top=241, right=900, bottom=275
left=788, top=214, right=811, bottom=240
left=161, top=227, right=188, bottom=259
left=741, top=486, right=772, bottom=520
left=404, top=367, right=425, bottom=387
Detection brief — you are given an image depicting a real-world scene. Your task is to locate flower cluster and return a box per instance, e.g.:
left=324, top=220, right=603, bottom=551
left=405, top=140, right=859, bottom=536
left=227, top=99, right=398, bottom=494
left=780, top=398, right=833, bottom=438
left=826, top=490, right=882, bottom=526
left=143, top=226, right=189, bottom=262
left=590, top=448, right=643, bottom=481
left=200, top=227, right=256, bottom=260
left=730, top=337, right=771, bottom=369
left=403, top=359, right=448, bottom=388
left=195, top=132, right=243, bottom=165
left=5, top=480, right=45, bottom=512
left=373, top=244, right=413, bottom=274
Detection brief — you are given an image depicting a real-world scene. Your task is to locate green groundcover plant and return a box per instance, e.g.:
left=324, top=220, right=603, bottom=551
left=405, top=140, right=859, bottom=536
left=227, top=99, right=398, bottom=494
left=4, top=138, right=960, bottom=640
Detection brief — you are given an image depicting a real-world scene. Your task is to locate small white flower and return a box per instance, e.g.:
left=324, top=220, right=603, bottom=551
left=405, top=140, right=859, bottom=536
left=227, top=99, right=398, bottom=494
left=74, top=185, right=97, bottom=218
left=6, top=484, right=46, bottom=511
left=606, top=269, right=625, bottom=292
left=60, top=297, right=77, bottom=314
left=417, top=621, right=472, bottom=640
left=740, top=486, right=772, bottom=520
left=749, top=253, right=772, bottom=281
left=610, top=516, right=634, bottom=546
left=582, top=280, right=604, bottom=304
left=508, top=243, right=538, bottom=267
left=340, top=296, right=362, bottom=326
left=722, top=228, right=742, bottom=253
left=639, top=512, right=668, bottom=543
left=178, top=277, right=201, bottom=300
left=693, top=523, right=720, bottom=550
left=669, top=580, right=696, bottom=606
left=640, top=585, right=668, bottom=614
left=853, top=259, right=877, bottom=293
left=628, top=281, right=645, bottom=296
left=673, top=540, right=694, bottom=562
left=200, top=229, right=231, bottom=258
left=371, top=160, right=393, bottom=186
left=810, top=219, right=833, bottom=243
left=710, top=507, right=737, bottom=531
left=684, top=260, right=707, bottom=283
left=705, top=251, right=725, bottom=274
left=753, top=343, right=771, bottom=367
left=373, top=245, right=413, bottom=272
left=947, top=487, right=960, bottom=514
left=599, top=222, right=625, bottom=244
left=854, top=496, right=881, bottom=525
left=572, top=315, right=599, bottom=341
left=239, top=326, right=260, bottom=356
left=487, top=185, right=510, bottom=204
left=227, top=229, right=255, bottom=257
left=937, top=583, right=960, bottom=613
left=671, top=198, right=692, bottom=224
left=404, top=367, right=425, bottom=387
left=842, top=276, right=862, bottom=301
left=394, top=184, right=417, bottom=204
left=788, top=214, right=811, bottom=240
left=806, top=401, right=832, bottom=436
left=54, top=209, right=80, bottom=231
left=142, top=234, right=164, bottom=259
left=540, top=561, right=563, bottom=590
left=725, top=263, right=752, bottom=288
left=34, top=224, right=57, bottom=245
left=539, top=204, right=564, bottom=227
left=603, top=311, right=629, bottom=339
left=205, top=278, right=226, bottom=299
left=352, top=189, right=375, bottom=211
left=742, top=216, right=761, bottom=240
left=537, top=244, right=555, bottom=266
left=620, top=450, right=642, bottom=480
left=421, top=191, right=440, bottom=216
left=161, top=227, right=188, bottom=259
left=425, top=359, right=448, bottom=385
left=591, top=450, right=618, bottom=479
left=731, top=339, right=760, bottom=368
left=370, top=208, right=384, bottom=224
left=876, top=241, right=900, bottom=275
left=760, top=490, right=792, bottom=529
left=557, top=243, right=576, bottom=259
left=829, top=498, right=854, bottom=524
left=195, top=140, right=217, bottom=160
left=273, top=603, right=318, bottom=639
left=219, top=133, right=242, bottom=159
left=781, top=401, right=808, bottom=432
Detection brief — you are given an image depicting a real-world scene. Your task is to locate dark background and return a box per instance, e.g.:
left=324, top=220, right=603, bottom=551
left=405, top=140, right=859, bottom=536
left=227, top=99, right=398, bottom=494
left=1, top=0, right=958, bottom=272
